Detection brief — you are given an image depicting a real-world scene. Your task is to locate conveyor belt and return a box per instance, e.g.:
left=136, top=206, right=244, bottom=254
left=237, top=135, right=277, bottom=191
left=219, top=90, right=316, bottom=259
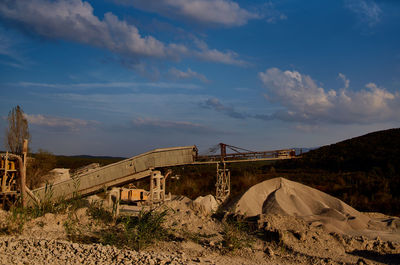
left=29, top=146, right=197, bottom=204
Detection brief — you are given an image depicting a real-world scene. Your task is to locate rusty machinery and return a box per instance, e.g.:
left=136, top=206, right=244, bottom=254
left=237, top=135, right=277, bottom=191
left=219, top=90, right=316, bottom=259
left=197, top=143, right=297, bottom=203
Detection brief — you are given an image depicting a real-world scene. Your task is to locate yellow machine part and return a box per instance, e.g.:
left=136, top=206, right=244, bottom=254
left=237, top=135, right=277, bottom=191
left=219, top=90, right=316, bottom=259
left=1, top=159, right=17, bottom=193
left=120, top=188, right=149, bottom=202
left=1, top=160, right=16, bottom=170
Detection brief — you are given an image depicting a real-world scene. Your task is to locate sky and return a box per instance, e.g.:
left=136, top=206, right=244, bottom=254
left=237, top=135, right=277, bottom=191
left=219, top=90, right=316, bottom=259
left=0, top=0, right=399, bottom=157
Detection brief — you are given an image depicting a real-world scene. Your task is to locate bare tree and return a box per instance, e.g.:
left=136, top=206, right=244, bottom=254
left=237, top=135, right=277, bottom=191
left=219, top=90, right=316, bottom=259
left=5, top=105, right=30, bottom=154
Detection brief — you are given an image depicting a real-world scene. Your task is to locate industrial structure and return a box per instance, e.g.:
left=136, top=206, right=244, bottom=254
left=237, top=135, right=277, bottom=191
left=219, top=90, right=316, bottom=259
left=0, top=140, right=28, bottom=209
left=1, top=142, right=295, bottom=210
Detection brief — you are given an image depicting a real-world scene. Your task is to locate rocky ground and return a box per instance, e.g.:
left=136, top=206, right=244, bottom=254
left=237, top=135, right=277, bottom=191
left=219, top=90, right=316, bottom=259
left=0, top=237, right=187, bottom=265
left=0, top=195, right=399, bottom=265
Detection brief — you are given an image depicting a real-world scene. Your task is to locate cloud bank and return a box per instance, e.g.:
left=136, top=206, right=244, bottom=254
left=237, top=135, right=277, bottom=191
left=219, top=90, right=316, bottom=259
left=25, top=114, right=98, bottom=131
left=259, top=68, right=400, bottom=124
left=0, top=0, right=246, bottom=65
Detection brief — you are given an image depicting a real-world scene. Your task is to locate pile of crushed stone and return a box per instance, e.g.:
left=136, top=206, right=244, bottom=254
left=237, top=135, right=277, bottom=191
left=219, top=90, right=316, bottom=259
left=0, top=237, right=188, bottom=265
left=192, top=195, right=219, bottom=215
left=1, top=190, right=399, bottom=265
left=163, top=196, right=223, bottom=239
left=234, top=177, right=400, bottom=241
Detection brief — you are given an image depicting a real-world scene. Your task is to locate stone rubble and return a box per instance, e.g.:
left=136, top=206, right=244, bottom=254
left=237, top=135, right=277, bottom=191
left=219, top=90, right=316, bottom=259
left=0, top=237, right=189, bottom=265
left=0, top=189, right=399, bottom=265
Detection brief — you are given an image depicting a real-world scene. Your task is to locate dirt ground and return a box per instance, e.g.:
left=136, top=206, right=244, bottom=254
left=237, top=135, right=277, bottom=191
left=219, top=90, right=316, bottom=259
left=0, top=193, right=399, bottom=265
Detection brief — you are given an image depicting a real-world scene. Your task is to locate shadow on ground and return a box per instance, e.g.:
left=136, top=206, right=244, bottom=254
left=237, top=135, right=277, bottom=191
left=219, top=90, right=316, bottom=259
left=349, top=250, right=400, bottom=265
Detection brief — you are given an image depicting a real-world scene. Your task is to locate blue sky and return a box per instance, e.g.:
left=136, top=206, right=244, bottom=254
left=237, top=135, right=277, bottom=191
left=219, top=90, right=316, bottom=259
left=0, top=0, right=399, bottom=156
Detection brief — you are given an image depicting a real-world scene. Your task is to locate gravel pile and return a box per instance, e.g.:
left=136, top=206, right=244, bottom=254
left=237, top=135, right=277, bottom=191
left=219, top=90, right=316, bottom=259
left=0, top=237, right=189, bottom=265
left=234, top=177, right=400, bottom=242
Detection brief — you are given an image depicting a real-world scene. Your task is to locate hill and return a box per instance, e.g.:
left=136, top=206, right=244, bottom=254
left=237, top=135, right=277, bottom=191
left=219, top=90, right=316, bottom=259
left=299, top=128, right=400, bottom=174
left=53, top=154, right=125, bottom=170
left=166, top=129, right=400, bottom=216
left=273, top=128, right=400, bottom=215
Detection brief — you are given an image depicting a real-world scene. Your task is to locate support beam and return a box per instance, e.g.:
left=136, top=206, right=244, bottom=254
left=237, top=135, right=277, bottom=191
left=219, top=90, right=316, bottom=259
left=215, top=162, right=230, bottom=203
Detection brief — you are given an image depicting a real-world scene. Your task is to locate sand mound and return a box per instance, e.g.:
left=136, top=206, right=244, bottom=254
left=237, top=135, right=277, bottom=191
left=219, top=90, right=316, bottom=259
left=234, top=177, right=372, bottom=234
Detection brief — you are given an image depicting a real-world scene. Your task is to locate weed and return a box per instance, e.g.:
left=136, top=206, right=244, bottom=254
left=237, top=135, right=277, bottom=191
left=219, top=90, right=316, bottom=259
left=5, top=205, right=30, bottom=234
left=63, top=218, right=80, bottom=241
left=32, top=183, right=56, bottom=217
left=63, top=205, right=97, bottom=244
left=122, top=209, right=169, bottom=250
left=221, top=217, right=253, bottom=252
left=87, top=200, right=113, bottom=224
left=1, top=181, right=85, bottom=235
left=98, top=227, right=122, bottom=246
left=96, top=208, right=169, bottom=251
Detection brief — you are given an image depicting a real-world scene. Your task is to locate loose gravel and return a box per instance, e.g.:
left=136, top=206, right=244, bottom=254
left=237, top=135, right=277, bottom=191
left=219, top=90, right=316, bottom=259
left=0, top=237, right=189, bottom=265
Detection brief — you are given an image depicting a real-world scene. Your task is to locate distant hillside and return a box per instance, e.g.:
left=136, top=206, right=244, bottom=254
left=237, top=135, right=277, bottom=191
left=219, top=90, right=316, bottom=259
left=53, top=154, right=125, bottom=170
left=274, top=128, right=400, bottom=215
left=300, top=128, right=400, bottom=174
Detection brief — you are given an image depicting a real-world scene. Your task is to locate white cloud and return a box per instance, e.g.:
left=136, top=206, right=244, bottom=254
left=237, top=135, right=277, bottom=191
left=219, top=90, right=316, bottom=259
left=0, top=0, right=171, bottom=58
left=345, top=0, right=382, bottom=27
left=193, top=39, right=248, bottom=66
left=25, top=114, right=98, bottom=131
left=196, top=48, right=247, bottom=66
left=131, top=117, right=216, bottom=134
left=0, top=27, right=29, bottom=68
left=261, top=1, right=287, bottom=24
left=259, top=68, right=335, bottom=115
left=0, top=0, right=247, bottom=66
left=35, top=92, right=212, bottom=124
left=16, top=81, right=201, bottom=90
left=168, top=67, right=208, bottom=82
left=338, top=73, right=350, bottom=89
left=115, top=0, right=260, bottom=27
left=259, top=68, right=400, bottom=124
left=133, top=117, right=200, bottom=129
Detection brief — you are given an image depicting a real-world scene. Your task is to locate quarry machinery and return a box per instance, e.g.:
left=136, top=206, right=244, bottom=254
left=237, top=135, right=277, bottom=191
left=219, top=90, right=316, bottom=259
left=2, top=142, right=296, bottom=212
left=0, top=140, right=28, bottom=210
left=197, top=143, right=296, bottom=202
left=0, top=153, right=20, bottom=209
left=106, top=170, right=173, bottom=216
left=27, top=146, right=198, bottom=207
